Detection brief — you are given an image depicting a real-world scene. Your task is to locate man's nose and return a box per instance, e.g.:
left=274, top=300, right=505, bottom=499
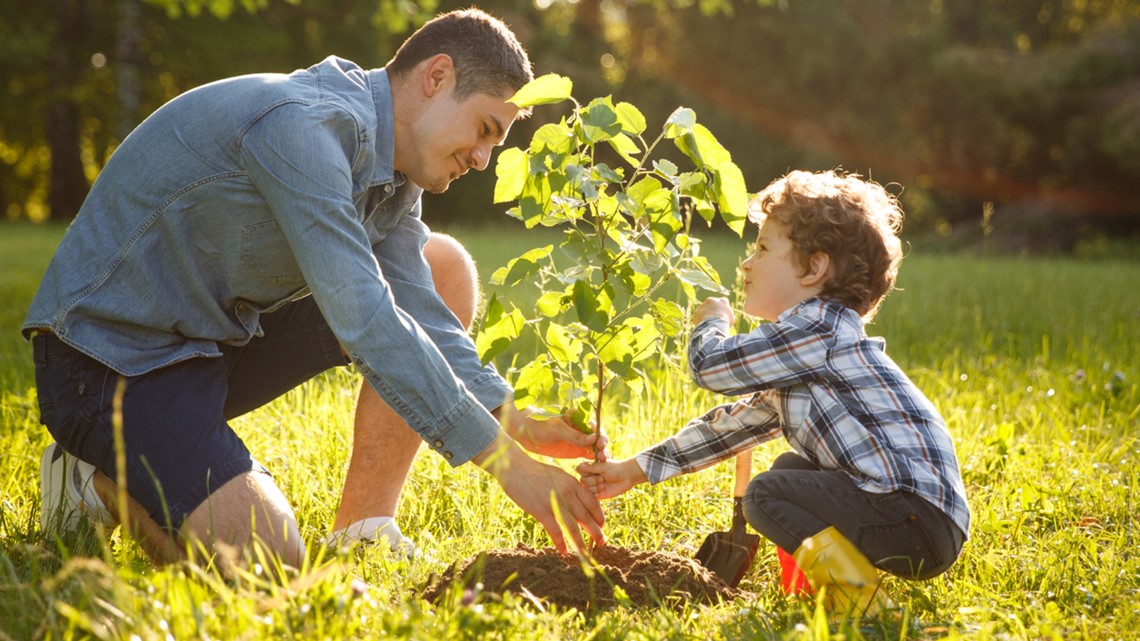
left=471, top=144, right=492, bottom=171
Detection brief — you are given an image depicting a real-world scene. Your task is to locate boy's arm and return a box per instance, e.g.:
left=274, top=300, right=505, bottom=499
left=635, top=393, right=782, bottom=485
left=688, top=310, right=831, bottom=396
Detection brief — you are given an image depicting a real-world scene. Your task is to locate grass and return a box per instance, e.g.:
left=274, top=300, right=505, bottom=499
left=1, top=219, right=1138, bottom=640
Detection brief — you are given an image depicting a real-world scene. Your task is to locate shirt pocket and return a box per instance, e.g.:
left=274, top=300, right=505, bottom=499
left=240, top=219, right=304, bottom=283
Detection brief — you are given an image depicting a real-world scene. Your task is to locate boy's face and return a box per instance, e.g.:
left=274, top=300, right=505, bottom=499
left=740, top=220, right=818, bottom=320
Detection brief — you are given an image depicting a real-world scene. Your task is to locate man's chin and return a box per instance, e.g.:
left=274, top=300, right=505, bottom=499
left=415, top=176, right=454, bottom=195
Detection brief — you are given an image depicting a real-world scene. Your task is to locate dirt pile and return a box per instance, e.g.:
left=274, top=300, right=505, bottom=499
left=420, top=544, right=744, bottom=610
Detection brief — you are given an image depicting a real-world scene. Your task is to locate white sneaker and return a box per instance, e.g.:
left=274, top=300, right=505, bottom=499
left=324, top=516, right=418, bottom=558
left=39, top=443, right=116, bottom=535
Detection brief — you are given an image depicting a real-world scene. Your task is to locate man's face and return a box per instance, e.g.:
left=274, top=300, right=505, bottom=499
left=403, top=83, right=520, bottom=194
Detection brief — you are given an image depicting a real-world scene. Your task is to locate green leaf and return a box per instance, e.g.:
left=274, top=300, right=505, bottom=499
left=678, top=264, right=727, bottom=296
left=490, top=245, right=553, bottom=286
left=664, top=107, right=696, bottom=138
left=514, top=357, right=555, bottom=407
left=545, top=322, right=582, bottom=364
left=616, top=262, right=652, bottom=297
left=607, top=132, right=641, bottom=168
left=475, top=295, right=525, bottom=365
left=714, top=161, right=749, bottom=235
left=530, top=122, right=575, bottom=157
left=597, top=325, right=635, bottom=378
left=580, top=98, right=623, bottom=143
left=494, top=147, right=529, bottom=204
left=572, top=280, right=613, bottom=332
left=676, top=123, right=732, bottom=170
left=615, top=102, right=647, bottom=136
left=509, top=74, right=573, bottom=108
left=652, top=299, right=686, bottom=337
left=627, top=315, right=662, bottom=363
left=653, top=159, right=679, bottom=177
left=535, top=291, right=565, bottom=317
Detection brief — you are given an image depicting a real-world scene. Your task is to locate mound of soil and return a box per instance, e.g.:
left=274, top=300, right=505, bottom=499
left=420, top=544, right=743, bottom=610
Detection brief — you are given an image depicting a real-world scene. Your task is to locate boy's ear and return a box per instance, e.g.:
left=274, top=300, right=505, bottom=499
left=801, top=252, right=830, bottom=287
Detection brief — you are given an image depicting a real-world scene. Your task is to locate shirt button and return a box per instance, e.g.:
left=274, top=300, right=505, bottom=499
left=444, top=451, right=454, bottom=460
left=384, top=184, right=393, bottom=193
left=433, top=440, right=443, bottom=448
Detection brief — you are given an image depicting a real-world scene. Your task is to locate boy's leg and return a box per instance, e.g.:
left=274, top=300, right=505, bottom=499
left=742, top=451, right=962, bottom=579
left=332, top=233, right=479, bottom=535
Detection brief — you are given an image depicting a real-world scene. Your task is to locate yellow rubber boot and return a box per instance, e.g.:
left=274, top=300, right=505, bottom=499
left=792, top=526, right=889, bottom=618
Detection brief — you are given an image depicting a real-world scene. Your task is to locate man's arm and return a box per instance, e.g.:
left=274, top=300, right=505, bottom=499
left=374, top=214, right=607, bottom=461
left=473, top=430, right=606, bottom=553
left=240, top=102, right=501, bottom=464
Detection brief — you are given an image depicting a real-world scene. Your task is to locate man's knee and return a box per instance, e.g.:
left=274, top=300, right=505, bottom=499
left=424, top=232, right=479, bottom=329
left=182, top=470, right=304, bottom=568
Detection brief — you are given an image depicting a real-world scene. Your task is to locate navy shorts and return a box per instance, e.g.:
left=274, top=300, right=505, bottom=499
left=32, top=297, right=347, bottom=533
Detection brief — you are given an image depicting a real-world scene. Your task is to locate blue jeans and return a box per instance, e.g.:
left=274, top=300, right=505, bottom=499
left=32, top=297, right=345, bottom=533
left=742, top=452, right=965, bottom=579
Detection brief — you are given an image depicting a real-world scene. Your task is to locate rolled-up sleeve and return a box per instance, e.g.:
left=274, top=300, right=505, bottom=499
left=239, top=102, right=500, bottom=465
left=370, top=210, right=514, bottom=413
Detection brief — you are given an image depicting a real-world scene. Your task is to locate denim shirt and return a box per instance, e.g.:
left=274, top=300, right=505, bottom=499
left=23, top=56, right=510, bottom=465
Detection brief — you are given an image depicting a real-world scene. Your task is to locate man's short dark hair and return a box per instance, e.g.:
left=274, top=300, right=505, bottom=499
left=387, top=8, right=534, bottom=100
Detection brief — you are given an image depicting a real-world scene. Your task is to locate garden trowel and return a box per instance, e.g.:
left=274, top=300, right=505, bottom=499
left=694, top=450, right=760, bottom=588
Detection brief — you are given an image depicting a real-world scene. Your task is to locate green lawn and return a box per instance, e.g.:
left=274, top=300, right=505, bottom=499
left=1, top=220, right=1137, bottom=640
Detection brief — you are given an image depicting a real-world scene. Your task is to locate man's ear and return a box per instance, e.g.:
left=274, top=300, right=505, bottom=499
left=801, top=252, right=830, bottom=287
left=421, top=53, right=455, bottom=98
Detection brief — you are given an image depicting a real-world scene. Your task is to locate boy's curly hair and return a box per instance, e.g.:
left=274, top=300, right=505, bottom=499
left=749, top=170, right=904, bottom=321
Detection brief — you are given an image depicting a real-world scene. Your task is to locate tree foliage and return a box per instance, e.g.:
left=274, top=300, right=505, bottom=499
left=477, top=75, right=745, bottom=433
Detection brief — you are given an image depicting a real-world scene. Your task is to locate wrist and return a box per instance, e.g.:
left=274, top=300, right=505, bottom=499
left=471, top=431, right=521, bottom=477
left=627, top=459, right=649, bottom=485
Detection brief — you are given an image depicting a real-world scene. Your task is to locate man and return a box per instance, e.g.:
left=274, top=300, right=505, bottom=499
left=26, top=9, right=605, bottom=567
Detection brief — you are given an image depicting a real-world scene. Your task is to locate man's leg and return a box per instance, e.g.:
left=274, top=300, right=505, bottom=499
left=332, top=233, right=479, bottom=537
left=91, top=467, right=302, bottom=569
left=37, top=289, right=345, bottom=568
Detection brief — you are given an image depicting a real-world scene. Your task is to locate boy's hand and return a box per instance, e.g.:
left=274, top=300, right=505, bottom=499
left=693, top=297, right=735, bottom=325
left=576, top=458, right=648, bottom=500
left=501, top=406, right=610, bottom=462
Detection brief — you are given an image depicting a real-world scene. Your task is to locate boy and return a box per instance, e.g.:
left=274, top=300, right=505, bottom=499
left=578, top=170, right=970, bottom=615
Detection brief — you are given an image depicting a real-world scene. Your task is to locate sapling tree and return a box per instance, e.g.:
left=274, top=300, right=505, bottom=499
left=477, top=74, right=749, bottom=442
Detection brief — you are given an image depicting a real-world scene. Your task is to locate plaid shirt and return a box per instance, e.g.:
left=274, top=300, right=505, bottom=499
left=635, top=298, right=971, bottom=538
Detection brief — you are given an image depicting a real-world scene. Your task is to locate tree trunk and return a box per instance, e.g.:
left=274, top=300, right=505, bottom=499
left=117, top=0, right=141, bottom=140
left=47, top=0, right=88, bottom=221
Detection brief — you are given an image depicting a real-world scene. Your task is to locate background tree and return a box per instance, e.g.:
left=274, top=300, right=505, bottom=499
left=2, top=0, right=1138, bottom=251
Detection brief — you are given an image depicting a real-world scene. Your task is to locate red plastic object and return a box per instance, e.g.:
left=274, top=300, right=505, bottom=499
left=777, top=546, right=813, bottom=595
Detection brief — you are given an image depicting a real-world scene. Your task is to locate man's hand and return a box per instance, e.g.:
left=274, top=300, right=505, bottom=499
left=576, top=458, right=648, bottom=500
left=500, top=406, right=610, bottom=462
left=693, top=296, right=735, bottom=326
left=474, top=433, right=605, bottom=554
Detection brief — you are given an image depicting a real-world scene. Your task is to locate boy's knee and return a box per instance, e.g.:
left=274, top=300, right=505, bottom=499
left=424, top=232, right=479, bottom=329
